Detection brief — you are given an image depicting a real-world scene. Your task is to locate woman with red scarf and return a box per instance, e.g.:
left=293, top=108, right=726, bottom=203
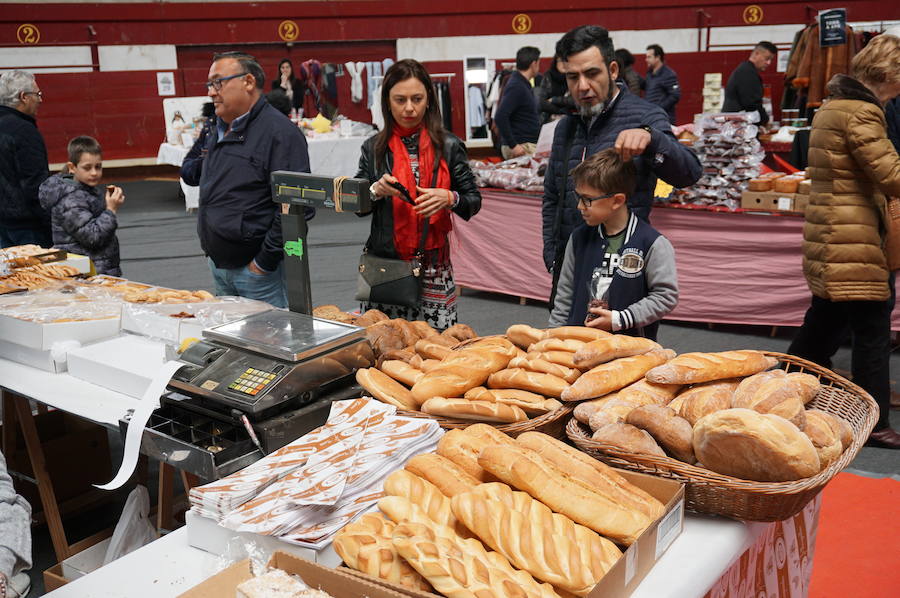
left=356, top=59, right=481, bottom=330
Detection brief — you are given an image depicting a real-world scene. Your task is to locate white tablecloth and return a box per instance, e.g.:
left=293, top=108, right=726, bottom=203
left=156, top=143, right=199, bottom=211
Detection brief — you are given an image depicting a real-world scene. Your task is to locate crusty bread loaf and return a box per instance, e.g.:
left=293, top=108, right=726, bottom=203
left=527, top=350, right=581, bottom=370
left=732, top=370, right=786, bottom=407
left=692, top=408, right=821, bottom=481
left=618, top=378, right=682, bottom=405
left=376, top=349, right=416, bottom=368
left=803, top=409, right=844, bottom=469
left=356, top=308, right=389, bottom=327
left=451, top=483, right=621, bottom=595
left=562, top=349, right=675, bottom=401
left=773, top=176, right=801, bottom=193
left=409, top=320, right=437, bottom=341
left=356, top=367, right=418, bottom=410
left=413, top=338, right=452, bottom=360
left=810, top=409, right=853, bottom=451
left=645, top=350, right=778, bottom=385
left=463, top=423, right=518, bottom=447
left=421, top=397, right=529, bottom=423
left=573, top=335, right=662, bottom=369
left=529, top=338, right=586, bottom=353
left=542, top=326, right=611, bottom=343
left=391, top=520, right=561, bottom=598
left=506, top=324, right=545, bottom=349
left=378, top=494, right=471, bottom=540
left=731, top=373, right=814, bottom=429
left=460, top=336, right=520, bottom=359
left=591, top=422, right=666, bottom=458
left=365, top=320, right=407, bottom=356
left=411, top=347, right=513, bottom=402
left=404, top=453, right=480, bottom=497
left=487, top=367, right=569, bottom=398
left=332, top=512, right=432, bottom=591
left=464, top=387, right=561, bottom=416
left=574, top=395, right=620, bottom=424
left=747, top=178, right=773, bottom=191
left=626, top=405, right=695, bottom=463
left=588, top=397, right=656, bottom=432
left=436, top=429, right=497, bottom=482
left=676, top=379, right=739, bottom=426
left=478, top=444, right=654, bottom=544
left=382, top=470, right=468, bottom=537
left=509, top=355, right=581, bottom=383
left=515, top=431, right=665, bottom=520
left=441, top=323, right=477, bottom=342
left=380, top=360, right=425, bottom=387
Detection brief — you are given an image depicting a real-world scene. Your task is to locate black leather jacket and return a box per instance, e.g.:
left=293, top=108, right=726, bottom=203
left=355, top=132, right=481, bottom=259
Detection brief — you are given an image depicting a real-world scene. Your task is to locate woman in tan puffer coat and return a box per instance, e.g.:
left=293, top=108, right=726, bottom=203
left=788, top=34, right=900, bottom=449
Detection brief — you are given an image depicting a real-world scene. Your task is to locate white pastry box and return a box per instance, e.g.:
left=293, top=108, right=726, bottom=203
left=120, top=298, right=272, bottom=345
left=66, top=334, right=169, bottom=398
left=0, top=312, right=120, bottom=350
left=0, top=341, right=67, bottom=372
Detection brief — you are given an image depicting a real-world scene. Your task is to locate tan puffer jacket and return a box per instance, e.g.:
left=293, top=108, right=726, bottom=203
left=803, top=74, right=900, bottom=302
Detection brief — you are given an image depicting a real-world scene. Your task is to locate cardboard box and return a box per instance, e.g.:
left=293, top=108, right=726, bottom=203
left=61, top=537, right=112, bottom=580
left=341, top=469, right=684, bottom=598
left=179, top=551, right=408, bottom=598
left=704, top=73, right=722, bottom=86
left=67, top=334, right=169, bottom=398
left=185, top=509, right=342, bottom=567
left=0, top=340, right=66, bottom=372
left=741, top=190, right=802, bottom=212
left=43, top=563, right=69, bottom=592
left=0, top=314, right=119, bottom=350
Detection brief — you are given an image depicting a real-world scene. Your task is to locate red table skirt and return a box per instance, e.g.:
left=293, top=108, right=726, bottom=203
left=451, top=189, right=900, bottom=330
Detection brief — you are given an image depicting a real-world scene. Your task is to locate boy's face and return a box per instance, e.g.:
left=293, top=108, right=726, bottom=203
left=575, top=182, right=626, bottom=227
left=68, top=152, right=103, bottom=187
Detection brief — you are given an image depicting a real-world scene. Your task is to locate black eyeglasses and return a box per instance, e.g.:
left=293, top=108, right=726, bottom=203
left=205, top=72, right=248, bottom=91
left=575, top=192, right=616, bottom=207
left=22, top=91, right=43, bottom=99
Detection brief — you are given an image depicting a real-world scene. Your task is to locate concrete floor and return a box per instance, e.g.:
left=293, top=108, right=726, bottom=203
left=24, top=178, right=899, bottom=595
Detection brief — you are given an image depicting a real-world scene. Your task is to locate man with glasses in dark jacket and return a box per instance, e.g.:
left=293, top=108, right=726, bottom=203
left=195, top=52, right=312, bottom=308
left=542, top=26, right=701, bottom=304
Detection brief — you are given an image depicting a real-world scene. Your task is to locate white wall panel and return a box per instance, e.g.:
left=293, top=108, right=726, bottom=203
left=98, top=44, right=177, bottom=72
left=0, top=46, right=92, bottom=73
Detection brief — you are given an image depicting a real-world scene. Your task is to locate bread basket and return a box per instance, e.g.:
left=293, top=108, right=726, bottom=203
left=566, top=352, right=878, bottom=521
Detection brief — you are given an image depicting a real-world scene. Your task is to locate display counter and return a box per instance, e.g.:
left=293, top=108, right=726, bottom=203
left=452, top=188, right=900, bottom=330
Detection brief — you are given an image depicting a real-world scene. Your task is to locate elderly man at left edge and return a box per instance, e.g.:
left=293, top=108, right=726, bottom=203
left=189, top=51, right=312, bottom=308
left=0, top=70, right=52, bottom=248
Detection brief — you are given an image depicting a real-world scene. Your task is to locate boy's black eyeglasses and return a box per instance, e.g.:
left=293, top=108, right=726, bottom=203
left=205, top=72, right=248, bottom=91
left=575, top=192, right=616, bottom=207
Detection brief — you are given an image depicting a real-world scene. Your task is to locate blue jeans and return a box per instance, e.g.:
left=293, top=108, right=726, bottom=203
left=207, top=258, right=287, bottom=308
left=0, top=225, right=52, bottom=249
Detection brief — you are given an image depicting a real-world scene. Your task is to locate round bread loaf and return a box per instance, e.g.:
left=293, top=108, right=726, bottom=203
left=692, top=408, right=820, bottom=481
left=803, top=409, right=846, bottom=469
left=626, top=405, right=695, bottom=463
left=732, top=369, right=786, bottom=407
left=676, top=379, right=738, bottom=425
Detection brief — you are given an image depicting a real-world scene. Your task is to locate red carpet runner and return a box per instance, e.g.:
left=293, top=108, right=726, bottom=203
left=809, top=472, right=900, bottom=597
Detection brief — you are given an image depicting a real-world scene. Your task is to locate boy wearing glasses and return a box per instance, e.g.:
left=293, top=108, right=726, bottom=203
left=549, top=149, right=677, bottom=340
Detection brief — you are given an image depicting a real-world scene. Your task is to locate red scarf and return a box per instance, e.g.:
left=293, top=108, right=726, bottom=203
left=388, top=125, right=452, bottom=260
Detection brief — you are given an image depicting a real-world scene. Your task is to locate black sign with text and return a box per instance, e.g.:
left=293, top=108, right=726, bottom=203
left=819, top=8, right=848, bottom=47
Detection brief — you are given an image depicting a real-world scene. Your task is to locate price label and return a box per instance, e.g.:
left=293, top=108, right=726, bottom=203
left=742, top=5, right=764, bottom=25
left=16, top=23, right=40, bottom=44
left=278, top=20, right=299, bottom=42
left=512, top=13, right=532, bottom=34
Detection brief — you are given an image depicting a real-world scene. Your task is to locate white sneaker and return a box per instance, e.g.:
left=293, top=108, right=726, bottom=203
left=8, top=572, right=30, bottom=598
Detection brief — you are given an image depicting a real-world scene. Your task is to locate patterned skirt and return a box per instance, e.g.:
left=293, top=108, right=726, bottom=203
left=362, top=260, right=457, bottom=331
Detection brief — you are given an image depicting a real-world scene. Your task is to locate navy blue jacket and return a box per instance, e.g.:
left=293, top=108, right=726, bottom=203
left=0, top=106, right=50, bottom=230
left=197, top=97, right=310, bottom=272
left=494, top=71, right=541, bottom=147
left=542, top=83, right=702, bottom=271
left=644, top=64, right=680, bottom=124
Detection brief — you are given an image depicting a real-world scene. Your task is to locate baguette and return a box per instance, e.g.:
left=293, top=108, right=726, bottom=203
left=506, top=324, right=545, bottom=349
left=464, top=387, right=561, bottom=416
left=509, top=356, right=581, bottom=383
left=451, top=484, right=621, bottom=595
left=676, top=379, right=739, bottom=426
left=617, top=378, right=682, bottom=405
left=404, top=453, right=480, bottom=497
left=515, top=431, right=665, bottom=520
left=573, top=335, right=662, bottom=369
left=478, top=444, right=654, bottom=544
left=562, top=349, right=674, bottom=401
left=378, top=494, right=471, bottom=540
left=487, top=367, right=569, bottom=398
left=645, top=350, right=778, bottom=385
left=527, top=350, right=581, bottom=370
left=332, top=512, right=433, bottom=591
left=587, top=397, right=656, bottom=431
left=355, top=367, right=418, bottom=410
left=421, top=397, right=529, bottom=423
left=462, top=423, right=518, bottom=447
left=436, top=429, right=497, bottom=482
left=529, top=338, right=586, bottom=353
left=380, top=360, right=424, bottom=387
left=591, top=422, right=667, bottom=458
left=392, top=520, right=561, bottom=598
left=414, top=339, right=452, bottom=360
left=411, top=347, right=513, bottom=402
left=626, top=405, right=695, bottom=463
left=382, top=469, right=462, bottom=531
left=542, top=326, right=611, bottom=343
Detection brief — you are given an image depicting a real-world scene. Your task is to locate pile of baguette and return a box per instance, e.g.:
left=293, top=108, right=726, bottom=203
left=564, top=340, right=854, bottom=482
left=334, top=427, right=667, bottom=597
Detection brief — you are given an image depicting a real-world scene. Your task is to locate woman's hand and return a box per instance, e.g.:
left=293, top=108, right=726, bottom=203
left=414, top=186, right=452, bottom=217
left=370, top=174, right=402, bottom=199
left=584, top=306, right=613, bottom=331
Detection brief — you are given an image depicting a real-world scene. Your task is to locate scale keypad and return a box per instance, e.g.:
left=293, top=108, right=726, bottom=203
left=227, top=367, right=276, bottom=396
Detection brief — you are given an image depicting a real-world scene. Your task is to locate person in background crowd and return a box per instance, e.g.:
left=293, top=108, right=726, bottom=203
left=198, top=51, right=312, bottom=308
left=723, top=41, right=777, bottom=125
left=39, top=136, right=124, bottom=276
left=266, top=89, right=292, bottom=117
left=535, top=56, right=575, bottom=124
left=643, top=44, right=680, bottom=123
left=788, top=34, right=900, bottom=449
left=0, top=70, right=51, bottom=248
left=180, top=102, right=216, bottom=186
left=542, top=25, right=701, bottom=305
left=0, top=450, right=32, bottom=598
left=615, top=48, right=644, bottom=96
left=357, top=59, right=481, bottom=330
left=271, top=58, right=302, bottom=111
left=494, top=46, right=542, bottom=159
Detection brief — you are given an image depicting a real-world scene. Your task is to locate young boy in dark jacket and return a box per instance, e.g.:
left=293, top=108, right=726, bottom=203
left=38, top=136, right=124, bottom=275
left=549, top=148, right=678, bottom=340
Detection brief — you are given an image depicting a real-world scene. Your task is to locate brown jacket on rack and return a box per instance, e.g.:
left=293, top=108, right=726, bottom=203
left=793, top=24, right=858, bottom=109
left=803, top=74, right=900, bottom=302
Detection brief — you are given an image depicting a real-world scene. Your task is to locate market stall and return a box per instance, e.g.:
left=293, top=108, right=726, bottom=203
left=451, top=188, right=900, bottom=330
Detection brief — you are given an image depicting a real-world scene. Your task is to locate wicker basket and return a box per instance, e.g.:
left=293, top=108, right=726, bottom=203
left=566, top=352, right=878, bottom=521
left=400, top=403, right=573, bottom=439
